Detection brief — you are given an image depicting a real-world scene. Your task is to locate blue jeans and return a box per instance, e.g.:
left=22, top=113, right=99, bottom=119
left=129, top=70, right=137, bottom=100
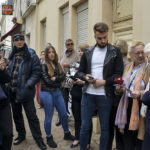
left=80, top=93, right=112, bottom=150
left=40, top=88, right=69, bottom=137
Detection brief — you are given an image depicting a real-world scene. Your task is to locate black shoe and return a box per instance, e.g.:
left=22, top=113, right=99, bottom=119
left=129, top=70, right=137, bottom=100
left=36, top=140, right=47, bottom=150
left=64, top=131, right=75, bottom=141
left=55, top=118, right=61, bottom=126
left=13, top=136, right=25, bottom=145
left=47, top=136, right=57, bottom=148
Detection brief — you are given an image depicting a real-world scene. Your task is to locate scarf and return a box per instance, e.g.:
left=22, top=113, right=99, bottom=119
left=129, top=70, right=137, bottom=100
left=115, top=61, right=148, bottom=131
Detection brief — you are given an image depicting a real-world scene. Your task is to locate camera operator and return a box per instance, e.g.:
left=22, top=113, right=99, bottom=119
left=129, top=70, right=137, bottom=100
left=0, top=57, right=13, bottom=150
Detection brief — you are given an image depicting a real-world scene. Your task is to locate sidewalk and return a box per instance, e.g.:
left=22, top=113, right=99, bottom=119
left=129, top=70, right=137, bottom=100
left=11, top=100, right=99, bottom=150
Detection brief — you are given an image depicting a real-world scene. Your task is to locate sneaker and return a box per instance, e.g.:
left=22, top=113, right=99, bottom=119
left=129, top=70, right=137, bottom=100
left=47, top=136, right=57, bottom=148
left=64, top=131, right=75, bottom=141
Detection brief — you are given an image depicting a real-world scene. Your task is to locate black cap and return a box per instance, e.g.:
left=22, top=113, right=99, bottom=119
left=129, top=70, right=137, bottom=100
left=12, top=34, right=25, bottom=41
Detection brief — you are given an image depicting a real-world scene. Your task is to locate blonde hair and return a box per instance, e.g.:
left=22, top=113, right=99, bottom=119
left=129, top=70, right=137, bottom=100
left=129, top=41, right=145, bottom=53
left=114, top=40, right=128, bottom=56
left=79, top=44, right=89, bottom=52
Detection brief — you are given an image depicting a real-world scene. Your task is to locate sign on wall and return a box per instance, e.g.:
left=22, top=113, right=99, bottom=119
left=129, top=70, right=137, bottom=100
left=2, top=5, right=13, bottom=15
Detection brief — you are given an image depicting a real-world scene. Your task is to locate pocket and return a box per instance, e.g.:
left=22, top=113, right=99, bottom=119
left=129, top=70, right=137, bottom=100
left=17, top=87, right=34, bottom=100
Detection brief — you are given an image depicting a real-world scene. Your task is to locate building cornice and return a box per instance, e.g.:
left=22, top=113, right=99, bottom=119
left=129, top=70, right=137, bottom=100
left=22, top=2, right=36, bottom=18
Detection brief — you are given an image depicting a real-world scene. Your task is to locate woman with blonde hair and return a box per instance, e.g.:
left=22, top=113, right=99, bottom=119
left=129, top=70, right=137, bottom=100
left=114, top=39, right=129, bottom=65
left=40, top=46, right=74, bottom=148
left=115, top=41, right=150, bottom=150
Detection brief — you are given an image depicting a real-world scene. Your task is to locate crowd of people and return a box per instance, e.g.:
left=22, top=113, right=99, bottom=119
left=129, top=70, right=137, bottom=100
left=0, top=22, right=150, bottom=150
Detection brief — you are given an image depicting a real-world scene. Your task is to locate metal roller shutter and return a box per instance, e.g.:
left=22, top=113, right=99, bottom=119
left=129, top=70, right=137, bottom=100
left=77, top=2, right=88, bottom=48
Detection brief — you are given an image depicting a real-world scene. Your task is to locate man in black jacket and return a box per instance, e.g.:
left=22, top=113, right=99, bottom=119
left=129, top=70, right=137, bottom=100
left=8, top=34, right=46, bottom=150
left=77, top=22, right=124, bottom=150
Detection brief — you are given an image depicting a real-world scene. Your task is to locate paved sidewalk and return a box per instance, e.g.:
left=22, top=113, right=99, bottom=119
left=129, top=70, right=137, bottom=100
left=11, top=100, right=99, bottom=150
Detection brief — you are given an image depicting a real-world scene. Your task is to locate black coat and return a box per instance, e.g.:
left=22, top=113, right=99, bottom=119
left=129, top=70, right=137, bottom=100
left=8, top=44, right=40, bottom=102
left=77, top=43, right=124, bottom=98
left=142, top=90, right=150, bottom=134
left=41, top=64, right=65, bottom=92
left=0, top=69, right=10, bottom=107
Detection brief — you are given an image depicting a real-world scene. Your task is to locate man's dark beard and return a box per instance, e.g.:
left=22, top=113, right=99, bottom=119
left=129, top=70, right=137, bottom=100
left=97, top=42, right=108, bottom=48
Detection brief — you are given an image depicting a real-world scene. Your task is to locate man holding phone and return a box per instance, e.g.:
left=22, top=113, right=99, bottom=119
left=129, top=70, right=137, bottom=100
left=77, top=22, right=124, bottom=150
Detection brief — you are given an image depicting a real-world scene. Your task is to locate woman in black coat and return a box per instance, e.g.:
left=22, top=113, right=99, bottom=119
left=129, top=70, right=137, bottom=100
left=0, top=57, right=13, bottom=150
left=142, top=90, right=150, bottom=150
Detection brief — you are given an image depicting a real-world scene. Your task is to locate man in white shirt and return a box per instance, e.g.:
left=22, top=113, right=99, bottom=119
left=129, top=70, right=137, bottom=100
left=78, top=22, right=124, bottom=150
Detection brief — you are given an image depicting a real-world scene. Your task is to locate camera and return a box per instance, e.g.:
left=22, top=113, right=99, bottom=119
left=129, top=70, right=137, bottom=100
left=88, top=76, right=94, bottom=79
left=70, top=76, right=77, bottom=81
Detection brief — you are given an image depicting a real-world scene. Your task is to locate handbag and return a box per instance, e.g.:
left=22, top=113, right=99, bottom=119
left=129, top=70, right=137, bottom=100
left=0, top=85, right=7, bottom=101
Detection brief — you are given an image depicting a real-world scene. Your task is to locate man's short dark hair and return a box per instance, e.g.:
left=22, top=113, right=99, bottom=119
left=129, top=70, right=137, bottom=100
left=93, top=22, right=109, bottom=33
left=65, top=39, right=73, bottom=44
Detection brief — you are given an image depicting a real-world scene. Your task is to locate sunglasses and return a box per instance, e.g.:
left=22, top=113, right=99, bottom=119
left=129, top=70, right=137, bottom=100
left=66, top=43, right=74, bottom=46
left=14, top=37, right=24, bottom=41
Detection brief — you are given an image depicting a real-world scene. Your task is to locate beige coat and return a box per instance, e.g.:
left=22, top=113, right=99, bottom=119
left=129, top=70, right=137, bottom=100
left=60, top=50, right=78, bottom=88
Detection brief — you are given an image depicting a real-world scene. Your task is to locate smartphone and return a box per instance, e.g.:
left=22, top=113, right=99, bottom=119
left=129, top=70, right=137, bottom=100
left=88, top=76, right=94, bottom=79
left=70, top=76, right=77, bottom=81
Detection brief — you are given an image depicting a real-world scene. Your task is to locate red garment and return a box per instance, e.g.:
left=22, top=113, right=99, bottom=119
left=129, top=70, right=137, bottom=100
left=35, top=81, right=42, bottom=105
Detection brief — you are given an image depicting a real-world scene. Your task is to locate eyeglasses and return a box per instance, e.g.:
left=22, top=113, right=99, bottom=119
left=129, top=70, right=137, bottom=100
left=14, top=37, right=24, bottom=41
left=134, top=51, right=144, bottom=55
left=66, top=43, right=74, bottom=46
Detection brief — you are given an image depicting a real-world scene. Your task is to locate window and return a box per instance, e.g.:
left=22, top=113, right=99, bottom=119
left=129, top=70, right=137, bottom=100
left=40, top=20, right=46, bottom=50
left=76, top=2, right=88, bottom=48
left=62, top=6, right=69, bottom=51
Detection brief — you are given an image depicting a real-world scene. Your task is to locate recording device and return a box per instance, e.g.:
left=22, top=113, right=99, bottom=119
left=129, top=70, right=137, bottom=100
left=70, top=76, right=77, bottom=81
left=0, top=56, right=1, bottom=59
left=88, top=76, right=94, bottom=79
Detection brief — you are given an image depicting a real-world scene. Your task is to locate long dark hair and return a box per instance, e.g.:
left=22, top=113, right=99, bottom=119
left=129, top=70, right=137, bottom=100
left=44, top=46, right=63, bottom=77
left=45, top=46, right=59, bottom=66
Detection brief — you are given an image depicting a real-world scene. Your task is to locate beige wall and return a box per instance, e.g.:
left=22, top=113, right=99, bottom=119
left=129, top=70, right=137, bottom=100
left=36, top=0, right=60, bottom=55
left=36, top=0, right=113, bottom=55
left=25, top=9, right=36, bottom=49
left=112, top=0, right=133, bottom=46
left=133, top=0, right=150, bottom=44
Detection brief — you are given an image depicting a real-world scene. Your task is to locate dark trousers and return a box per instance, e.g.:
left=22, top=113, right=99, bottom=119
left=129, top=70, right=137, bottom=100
left=11, top=100, right=42, bottom=141
left=72, top=96, right=92, bottom=143
left=142, top=132, right=150, bottom=150
left=0, top=104, right=13, bottom=150
left=107, top=106, right=118, bottom=150
left=80, top=94, right=112, bottom=150
left=116, top=98, right=142, bottom=150
left=61, top=88, right=70, bottom=114
left=116, top=129, right=142, bottom=150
